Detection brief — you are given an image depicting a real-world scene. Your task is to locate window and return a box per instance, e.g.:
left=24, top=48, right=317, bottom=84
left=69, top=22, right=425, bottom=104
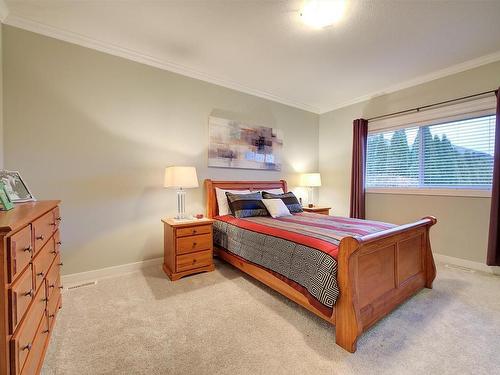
left=366, top=114, right=496, bottom=193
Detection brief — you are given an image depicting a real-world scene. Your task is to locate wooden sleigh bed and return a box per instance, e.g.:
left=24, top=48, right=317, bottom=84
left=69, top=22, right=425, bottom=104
left=205, top=179, right=437, bottom=353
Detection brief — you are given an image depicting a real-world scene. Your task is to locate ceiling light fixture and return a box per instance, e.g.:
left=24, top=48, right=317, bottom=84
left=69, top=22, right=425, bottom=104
left=300, top=0, right=346, bottom=29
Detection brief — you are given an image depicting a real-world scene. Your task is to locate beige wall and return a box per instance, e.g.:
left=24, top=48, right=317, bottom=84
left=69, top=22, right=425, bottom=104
left=319, top=60, right=500, bottom=263
left=3, top=26, right=319, bottom=275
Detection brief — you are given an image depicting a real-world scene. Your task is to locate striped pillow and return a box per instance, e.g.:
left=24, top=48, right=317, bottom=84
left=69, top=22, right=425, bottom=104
left=262, top=191, right=303, bottom=213
left=225, top=192, right=269, bottom=218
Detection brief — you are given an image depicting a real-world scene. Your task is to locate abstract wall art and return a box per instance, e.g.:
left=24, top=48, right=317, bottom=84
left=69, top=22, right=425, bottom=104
left=208, top=116, right=283, bottom=171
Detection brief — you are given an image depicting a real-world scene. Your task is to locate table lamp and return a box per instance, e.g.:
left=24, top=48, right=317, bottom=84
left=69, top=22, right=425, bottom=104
left=164, top=166, right=199, bottom=219
left=299, top=172, right=321, bottom=207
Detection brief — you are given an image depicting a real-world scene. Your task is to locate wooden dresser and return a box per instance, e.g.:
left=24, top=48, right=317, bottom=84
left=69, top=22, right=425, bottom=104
left=0, top=201, right=63, bottom=375
left=162, top=218, right=215, bottom=281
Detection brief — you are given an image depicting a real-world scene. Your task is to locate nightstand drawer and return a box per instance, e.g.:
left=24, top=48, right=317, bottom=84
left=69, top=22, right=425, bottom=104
left=176, top=234, right=212, bottom=255
left=176, top=250, right=212, bottom=272
left=176, top=225, right=211, bottom=237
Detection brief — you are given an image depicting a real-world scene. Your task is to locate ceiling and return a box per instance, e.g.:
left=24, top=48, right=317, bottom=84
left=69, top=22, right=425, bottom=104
left=2, top=0, right=500, bottom=114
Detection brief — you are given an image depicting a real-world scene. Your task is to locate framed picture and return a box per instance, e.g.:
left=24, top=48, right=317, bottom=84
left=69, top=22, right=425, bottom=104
left=0, top=170, right=36, bottom=203
left=208, top=116, right=283, bottom=171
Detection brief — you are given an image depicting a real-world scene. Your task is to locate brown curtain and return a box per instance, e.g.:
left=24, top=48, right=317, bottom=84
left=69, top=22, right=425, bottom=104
left=350, top=119, right=368, bottom=219
left=487, top=89, right=500, bottom=266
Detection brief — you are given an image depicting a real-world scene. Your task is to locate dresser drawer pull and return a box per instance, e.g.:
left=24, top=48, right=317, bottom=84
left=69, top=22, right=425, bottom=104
left=192, top=229, right=197, bottom=234
left=43, top=329, right=49, bottom=334
left=192, top=242, right=197, bottom=247
left=192, top=259, right=197, bottom=264
left=24, top=246, right=33, bottom=253
left=56, top=217, right=62, bottom=222
left=58, top=262, right=63, bottom=267
left=22, top=343, right=32, bottom=352
left=42, top=297, right=49, bottom=302
left=23, top=290, right=34, bottom=297
left=49, top=314, right=55, bottom=318
left=56, top=241, right=62, bottom=245
left=37, top=271, right=45, bottom=277
left=49, top=284, right=55, bottom=289
left=59, top=286, right=64, bottom=290
left=36, top=235, right=45, bottom=241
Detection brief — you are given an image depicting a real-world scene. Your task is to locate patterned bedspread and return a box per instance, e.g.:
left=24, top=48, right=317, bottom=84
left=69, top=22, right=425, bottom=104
left=213, top=213, right=395, bottom=312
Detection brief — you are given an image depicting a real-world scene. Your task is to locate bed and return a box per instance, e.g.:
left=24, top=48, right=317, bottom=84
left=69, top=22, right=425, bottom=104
left=205, top=179, right=437, bottom=353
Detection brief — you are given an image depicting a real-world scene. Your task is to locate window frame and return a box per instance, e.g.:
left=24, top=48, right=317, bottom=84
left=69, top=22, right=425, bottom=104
left=366, top=96, right=496, bottom=197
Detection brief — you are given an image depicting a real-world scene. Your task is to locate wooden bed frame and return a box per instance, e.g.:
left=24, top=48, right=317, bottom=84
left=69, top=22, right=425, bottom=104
left=205, top=179, right=437, bottom=353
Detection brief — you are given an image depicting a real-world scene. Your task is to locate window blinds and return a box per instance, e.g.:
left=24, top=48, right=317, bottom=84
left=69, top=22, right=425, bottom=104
left=366, top=115, right=496, bottom=189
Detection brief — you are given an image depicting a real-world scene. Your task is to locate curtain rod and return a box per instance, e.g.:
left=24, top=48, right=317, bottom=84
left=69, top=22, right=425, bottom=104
left=367, top=89, right=497, bottom=122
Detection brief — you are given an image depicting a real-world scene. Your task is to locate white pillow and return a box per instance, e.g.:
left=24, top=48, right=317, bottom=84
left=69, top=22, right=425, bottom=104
left=215, top=188, right=251, bottom=216
left=262, top=199, right=292, bottom=218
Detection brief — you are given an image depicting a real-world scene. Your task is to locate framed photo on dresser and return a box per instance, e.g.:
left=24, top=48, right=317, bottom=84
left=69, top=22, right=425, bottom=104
left=0, top=170, right=36, bottom=202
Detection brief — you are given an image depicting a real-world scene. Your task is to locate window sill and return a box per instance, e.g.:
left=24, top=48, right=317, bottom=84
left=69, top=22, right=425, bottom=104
left=366, top=188, right=492, bottom=198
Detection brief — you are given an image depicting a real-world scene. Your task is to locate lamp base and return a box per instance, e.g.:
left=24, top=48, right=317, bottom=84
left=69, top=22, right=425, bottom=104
left=176, top=189, right=187, bottom=220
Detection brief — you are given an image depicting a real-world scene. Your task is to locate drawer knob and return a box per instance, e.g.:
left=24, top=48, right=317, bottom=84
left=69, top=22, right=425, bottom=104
left=36, top=235, right=45, bottom=241
left=192, top=259, right=197, bottom=264
left=49, top=314, right=55, bottom=318
left=56, top=217, right=62, bottom=222
left=192, top=230, right=197, bottom=234
left=49, top=284, right=55, bottom=289
left=37, top=271, right=45, bottom=277
left=51, top=250, right=58, bottom=254
left=22, top=343, right=32, bottom=351
left=24, top=246, right=33, bottom=253
left=23, top=290, right=34, bottom=297
left=57, top=241, right=62, bottom=245
left=59, top=286, right=64, bottom=290
left=43, top=329, right=49, bottom=334
left=58, top=262, right=64, bottom=267
left=43, top=297, right=49, bottom=302
left=192, top=242, right=197, bottom=247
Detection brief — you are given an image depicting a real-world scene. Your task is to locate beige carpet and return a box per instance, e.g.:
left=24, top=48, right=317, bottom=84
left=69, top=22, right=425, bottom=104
left=41, top=260, right=500, bottom=375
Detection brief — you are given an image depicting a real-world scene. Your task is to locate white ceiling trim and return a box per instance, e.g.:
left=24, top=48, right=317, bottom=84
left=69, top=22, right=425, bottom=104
left=322, top=50, right=500, bottom=114
left=3, top=12, right=500, bottom=115
left=0, top=0, right=9, bottom=23
left=4, top=14, right=320, bottom=114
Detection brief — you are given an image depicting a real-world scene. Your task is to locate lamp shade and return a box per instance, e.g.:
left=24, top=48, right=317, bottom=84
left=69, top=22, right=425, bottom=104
left=300, top=173, right=322, bottom=187
left=164, top=166, right=199, bottom=189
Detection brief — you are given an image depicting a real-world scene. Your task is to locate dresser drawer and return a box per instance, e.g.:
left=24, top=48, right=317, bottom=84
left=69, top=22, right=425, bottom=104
left=176, top=250, right=212, bottom=272
left=176, top=225, right=211, bottom=238
left=9, top=266, right=34, bottom=334
left=45, top=254, right=61, bottom=301
left=32, top=238, right=56, bottom=292
left=47, top=287, right=61, bottom=331
left=7, top=226, right=33, bottom=283
left=20, top=314, right=49, bottom=375
left=33, top=211, right=56, bottom=254
left=10, top=286, right=47, bottom=375
left=176, top=234, right=212, bottom=255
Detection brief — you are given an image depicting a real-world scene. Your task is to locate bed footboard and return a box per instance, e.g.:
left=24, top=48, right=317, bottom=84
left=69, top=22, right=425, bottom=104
left=335, top=216, right=437, bottom=352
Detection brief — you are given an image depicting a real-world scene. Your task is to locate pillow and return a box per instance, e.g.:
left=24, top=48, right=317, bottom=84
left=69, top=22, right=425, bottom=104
left=225, top=192, right=269, bottom=218
left=262, top=199, right=292, bottom=218
left=253, top=188, right=284, bottom=195
left=261, top=191, right=303, bottom=213
left=215, top=188, right=251, bottom=216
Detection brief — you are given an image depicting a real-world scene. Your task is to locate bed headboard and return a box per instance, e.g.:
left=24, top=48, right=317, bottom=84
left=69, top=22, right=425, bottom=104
left=205, top=179, right=288, bottom=218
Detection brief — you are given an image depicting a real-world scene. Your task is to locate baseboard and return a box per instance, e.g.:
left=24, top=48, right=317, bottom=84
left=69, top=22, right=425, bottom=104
left=62, top=257, right=164, bottom=287
left=434, top=253, right=500, bottom=275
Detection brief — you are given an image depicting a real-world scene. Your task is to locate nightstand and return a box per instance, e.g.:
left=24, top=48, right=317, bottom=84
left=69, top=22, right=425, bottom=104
left=162, top=218, right=215, bottom=281
left=302, top=206, right=331, bottom=215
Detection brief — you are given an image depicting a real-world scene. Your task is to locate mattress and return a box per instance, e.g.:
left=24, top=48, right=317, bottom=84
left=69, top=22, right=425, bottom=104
left=213, top=212, right=395, bottom=314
